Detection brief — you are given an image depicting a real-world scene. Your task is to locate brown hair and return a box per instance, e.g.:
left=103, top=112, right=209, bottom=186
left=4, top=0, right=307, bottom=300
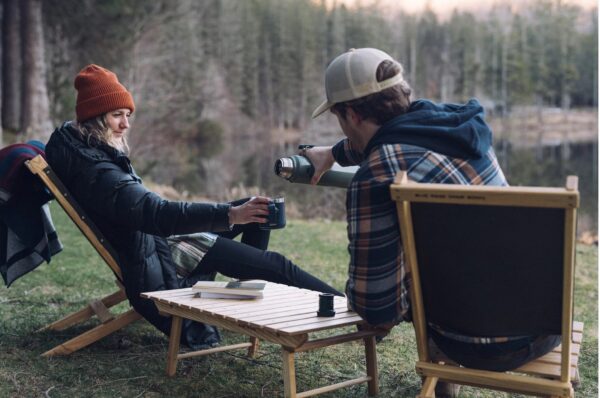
left=331, top=60, right=412, bottom=125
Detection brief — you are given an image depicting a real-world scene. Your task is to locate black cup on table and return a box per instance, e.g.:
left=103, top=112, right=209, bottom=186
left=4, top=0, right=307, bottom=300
left=317, top=293, right=336, bottom=317
left=259, top=197, right=286, bottom=230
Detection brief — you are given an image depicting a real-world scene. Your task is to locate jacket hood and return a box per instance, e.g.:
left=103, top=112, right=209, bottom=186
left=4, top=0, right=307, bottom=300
left=49, top=121, right=124, bottom=163
left=45, top=121, right=131, bottom=186
left=364, top=98, right=493, bottom=159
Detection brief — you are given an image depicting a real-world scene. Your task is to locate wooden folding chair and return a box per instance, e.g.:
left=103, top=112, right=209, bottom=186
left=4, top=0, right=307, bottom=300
left=25, top=155, right=142, bottom=356
left=390, top=173, right=582, bottom=398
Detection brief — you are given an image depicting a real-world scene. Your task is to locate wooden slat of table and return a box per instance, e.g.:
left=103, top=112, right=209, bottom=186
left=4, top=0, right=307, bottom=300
left=154, top=301, right=309, bottom=348
left=141, top=282, right=293, bottom=301
left=167, top=295, right=321, bottom=321
left=184, top=289, right=308, bottom=306
left=173, top=291, right=319, bottom=311
left=261, top=311, right=359, bottom=330
left=239, top=307, right=355, bottom=330
left=147, top=282, right=303, bottom=298
left=237, top=301, right=348, bottom=324
left=278, top=315, right=364, bottom=335
left=189, top=290, right=319, bottom=306
left=263, top=308, right=356, bottom=326
left=205, top=285, right=315, bottom=301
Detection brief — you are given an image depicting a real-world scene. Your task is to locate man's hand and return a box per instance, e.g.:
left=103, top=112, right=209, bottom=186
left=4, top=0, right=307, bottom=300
left=228, top=196, right=270, bottom=225
left=302, top=146, right=335, bottom=185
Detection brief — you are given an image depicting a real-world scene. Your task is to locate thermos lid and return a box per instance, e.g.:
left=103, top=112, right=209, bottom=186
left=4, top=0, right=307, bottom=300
left=274, top=158, right=294, bottom=179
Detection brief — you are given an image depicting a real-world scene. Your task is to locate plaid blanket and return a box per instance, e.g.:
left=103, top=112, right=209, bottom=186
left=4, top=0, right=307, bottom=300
left=0, top=141, right=62, bottom=286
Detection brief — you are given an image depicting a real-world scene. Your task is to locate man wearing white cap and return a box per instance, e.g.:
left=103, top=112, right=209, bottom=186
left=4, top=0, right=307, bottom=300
left=306, top=48, right=560, bottom=378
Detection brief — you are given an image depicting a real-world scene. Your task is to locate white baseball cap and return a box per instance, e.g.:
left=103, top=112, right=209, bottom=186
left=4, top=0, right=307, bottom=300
left=311, top=48, right=405, bottom=119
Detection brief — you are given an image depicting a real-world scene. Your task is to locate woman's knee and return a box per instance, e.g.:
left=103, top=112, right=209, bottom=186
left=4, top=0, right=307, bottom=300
left=264, top=250, right=298, bottom=276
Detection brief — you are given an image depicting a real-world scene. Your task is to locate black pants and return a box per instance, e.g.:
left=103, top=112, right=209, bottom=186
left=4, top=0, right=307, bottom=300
left=190, top=221, right=342, bottom=297
left=179, top=200, right=341, bottom=349
left=430, top=328, right=561, bottom=371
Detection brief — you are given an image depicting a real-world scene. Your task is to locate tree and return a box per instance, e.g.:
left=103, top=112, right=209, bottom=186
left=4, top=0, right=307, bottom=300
left=448, top=11, right=479, bottom=101
left=327, top=3, right=346, bottom=61
left=0, top=1, right=2, bottom=145
left=2, top=0, right=20, bottom=133
left=20, top=0, right=51, bottom=139
left=506, top=13, right=532, bottom=105
left=571, top=8, right=598, bottom=107
left=416, top=9, right=444, bottom=99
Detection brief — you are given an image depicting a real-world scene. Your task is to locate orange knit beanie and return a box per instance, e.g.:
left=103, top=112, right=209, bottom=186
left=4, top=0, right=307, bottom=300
left=74, top=64, right=135, bottom=122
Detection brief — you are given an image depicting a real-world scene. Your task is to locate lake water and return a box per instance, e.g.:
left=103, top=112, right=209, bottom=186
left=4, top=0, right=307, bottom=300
left=496, top=141, right=597, bottom=234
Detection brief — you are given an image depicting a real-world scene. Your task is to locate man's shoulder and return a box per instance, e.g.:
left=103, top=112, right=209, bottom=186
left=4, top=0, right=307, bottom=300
left=359, top=143, right=506, bottom=186
left=357, top=143, right=428, bottom=180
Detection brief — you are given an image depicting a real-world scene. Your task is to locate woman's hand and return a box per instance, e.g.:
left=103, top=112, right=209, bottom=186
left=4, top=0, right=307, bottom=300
left=302, top=146, right=335, bottom=185
left=228, top=196, right=270, bottom=225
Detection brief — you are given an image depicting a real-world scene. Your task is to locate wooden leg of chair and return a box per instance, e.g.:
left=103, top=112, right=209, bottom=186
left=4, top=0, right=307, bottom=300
left=571, top=368, right=580, bottom=390
left=364, top=335, right=379, bottom=396
left=282, top=348, right=297, bottom=398
left=417, top=376, right=438, bottom=398
left=247, top=336, right=259, bottom=358
left=41, top=309, right=141, bottom=357
left=166, top=316, right=183, bottom=377
left=38, top=289, right=127, bottom=332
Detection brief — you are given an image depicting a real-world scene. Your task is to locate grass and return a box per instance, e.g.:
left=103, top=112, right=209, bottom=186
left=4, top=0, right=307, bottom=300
left=0, top=203, right=597, bottom=397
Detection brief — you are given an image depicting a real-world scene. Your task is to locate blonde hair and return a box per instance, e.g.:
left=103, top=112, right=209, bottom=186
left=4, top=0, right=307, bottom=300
left=77, top=114, right=130, bottom=154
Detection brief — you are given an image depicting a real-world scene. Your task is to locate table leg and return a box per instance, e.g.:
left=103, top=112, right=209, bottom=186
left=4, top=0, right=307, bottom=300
left=166, top=316, right=183, bottom=377
left=364, top=335, right=379, bottom=396
left=282, top=348, right=297, bottom=398
left=248, top=336, right=260, bottom=358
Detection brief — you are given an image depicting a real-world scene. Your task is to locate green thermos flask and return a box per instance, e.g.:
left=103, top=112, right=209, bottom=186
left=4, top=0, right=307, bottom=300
left=274, top=153, right=356, bottom=188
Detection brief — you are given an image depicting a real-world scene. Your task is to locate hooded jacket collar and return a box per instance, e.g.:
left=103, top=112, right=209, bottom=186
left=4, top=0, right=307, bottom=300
left=363, top=98, right=492, bottom=159
left=53, top=121, right=130, bottom=168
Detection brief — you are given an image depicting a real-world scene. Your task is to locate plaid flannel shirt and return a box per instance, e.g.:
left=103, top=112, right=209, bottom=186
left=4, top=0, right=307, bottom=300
left=333, top=138, right=508, bottom=339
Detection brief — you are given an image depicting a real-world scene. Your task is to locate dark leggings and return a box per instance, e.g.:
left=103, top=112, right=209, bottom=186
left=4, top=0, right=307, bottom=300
left=191, top=218, right=342, bottom=296
left=430, top=328, right=561, bottom=371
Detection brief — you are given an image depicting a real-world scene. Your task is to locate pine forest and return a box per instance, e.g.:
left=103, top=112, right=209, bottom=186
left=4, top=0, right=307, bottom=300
left=1, top=0, right=597, bottom=229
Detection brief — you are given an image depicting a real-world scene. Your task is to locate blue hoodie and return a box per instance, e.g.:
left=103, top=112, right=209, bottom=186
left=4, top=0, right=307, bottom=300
left=364, top=98, right=492, bottom=159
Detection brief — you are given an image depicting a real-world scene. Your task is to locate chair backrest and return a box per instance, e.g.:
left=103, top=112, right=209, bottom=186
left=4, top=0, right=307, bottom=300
left=391, top=173, right=579, bottom=381
left=25, top=155, right=122, bottom=280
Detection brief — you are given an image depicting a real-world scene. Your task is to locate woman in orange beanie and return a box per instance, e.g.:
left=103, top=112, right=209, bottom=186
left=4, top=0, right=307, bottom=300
left=45, top=64, right=341, bottom=349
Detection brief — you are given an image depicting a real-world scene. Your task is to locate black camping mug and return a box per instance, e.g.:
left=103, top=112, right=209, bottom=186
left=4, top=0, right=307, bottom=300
left=259, top=197, right=286, bottom=230
left=317, top=293, right=336, bottom=317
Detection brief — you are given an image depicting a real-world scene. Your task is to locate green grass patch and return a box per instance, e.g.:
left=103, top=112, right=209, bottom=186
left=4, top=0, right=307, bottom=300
left=0, top=204, right=597, bottom=397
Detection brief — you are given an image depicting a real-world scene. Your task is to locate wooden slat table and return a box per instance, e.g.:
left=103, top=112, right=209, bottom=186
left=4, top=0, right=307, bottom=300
left=142, top=282, right=379, bottom=398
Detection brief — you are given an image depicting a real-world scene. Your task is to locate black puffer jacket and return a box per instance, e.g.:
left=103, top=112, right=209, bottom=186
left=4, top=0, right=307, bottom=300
left=45, top=122, right=230, bottom=343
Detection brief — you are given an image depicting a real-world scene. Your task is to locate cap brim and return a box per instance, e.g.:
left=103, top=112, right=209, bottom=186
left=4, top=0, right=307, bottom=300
left=311, top=100, right=333, bottom=119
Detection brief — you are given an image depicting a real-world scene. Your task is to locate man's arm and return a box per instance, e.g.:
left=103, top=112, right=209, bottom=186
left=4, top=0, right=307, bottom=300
left=331, top=139, right=365, bottom=166
left=304, top=139, right=364, bottom=185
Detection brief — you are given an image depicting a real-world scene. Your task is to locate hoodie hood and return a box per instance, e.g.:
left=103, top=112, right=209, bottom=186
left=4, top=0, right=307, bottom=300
left=363, top=98, right=493, bottom=159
